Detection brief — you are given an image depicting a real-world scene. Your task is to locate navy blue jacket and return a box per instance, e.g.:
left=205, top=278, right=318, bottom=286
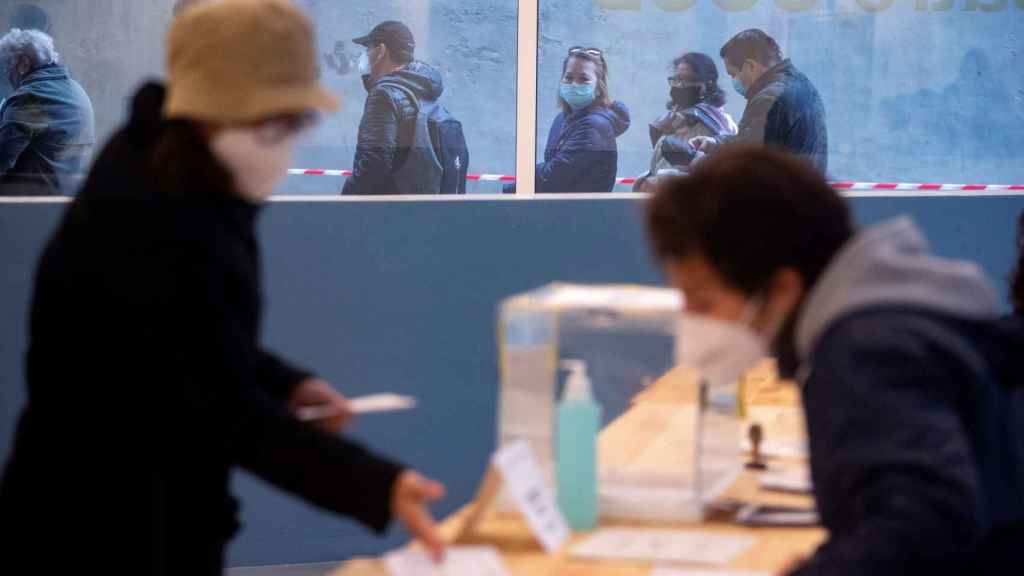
left=715, top=60, right=828, bottom=175
left=785, top=218, right=1024, bottom=576
left=0, top=63, right=94, bottom=195
left=525, top=101, right=630, bottom=194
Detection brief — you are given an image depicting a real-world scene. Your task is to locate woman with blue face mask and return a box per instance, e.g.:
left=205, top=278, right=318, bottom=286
left=506, top=47, right=630, bottom=194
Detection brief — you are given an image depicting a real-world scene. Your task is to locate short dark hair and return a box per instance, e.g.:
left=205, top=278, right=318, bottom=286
left=720, top=29, right=782, bottom=70
left=646, top=146, right=853, bottom=294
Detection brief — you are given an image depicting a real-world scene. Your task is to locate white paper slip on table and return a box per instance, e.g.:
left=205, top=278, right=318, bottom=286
left=571, top=528, right=756, bottom=565
left=383, top=546, right=509, bottom=576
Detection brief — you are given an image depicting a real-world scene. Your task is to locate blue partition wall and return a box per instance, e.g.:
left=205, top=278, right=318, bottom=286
left=1, top=195, right=1021, bottom=566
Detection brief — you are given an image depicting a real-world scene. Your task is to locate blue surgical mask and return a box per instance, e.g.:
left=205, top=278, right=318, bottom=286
left=560, top=82, right=596, bottom=112
left=731, top=76, right=747, bottom=98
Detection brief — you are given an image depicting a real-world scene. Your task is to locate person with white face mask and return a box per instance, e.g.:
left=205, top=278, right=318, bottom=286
left=342, top=21, right=452, bottom=196
left=0, top=1, right=446, bottom=573
left=647, top=146, right=1024, bottom=576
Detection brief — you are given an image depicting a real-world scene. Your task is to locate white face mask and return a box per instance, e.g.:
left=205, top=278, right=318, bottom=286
left=357, top=51, right=371, bottom=76
left=676, top=301, right=771, bottom=391
left=209, top=127, right=294, bottom=203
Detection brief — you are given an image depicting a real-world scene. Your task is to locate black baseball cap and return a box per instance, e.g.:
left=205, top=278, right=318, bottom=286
left=353, top=21, right=415, bottom=58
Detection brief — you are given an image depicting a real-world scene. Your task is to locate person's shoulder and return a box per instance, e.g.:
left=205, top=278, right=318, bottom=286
left=368, top=83, right=406, bottom=109
left=577, top=106, right=618, bottom=130
left=812, top=306, right=976, bottom=371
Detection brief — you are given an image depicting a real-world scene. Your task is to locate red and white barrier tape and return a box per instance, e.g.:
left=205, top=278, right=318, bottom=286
left=287, top=170, right=1024, bottom=192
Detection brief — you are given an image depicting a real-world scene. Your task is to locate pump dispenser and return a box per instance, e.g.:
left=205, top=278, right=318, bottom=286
left=556, top=359, right=602, bottom=530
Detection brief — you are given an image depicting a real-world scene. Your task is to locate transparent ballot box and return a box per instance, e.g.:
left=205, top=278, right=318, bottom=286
left=497, top=283, right=743, bottom=523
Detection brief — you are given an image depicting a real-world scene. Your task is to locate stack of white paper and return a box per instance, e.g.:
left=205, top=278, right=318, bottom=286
left=571, top=528, right=756, bottom=565
left=384, top=546, right=509, bottom=576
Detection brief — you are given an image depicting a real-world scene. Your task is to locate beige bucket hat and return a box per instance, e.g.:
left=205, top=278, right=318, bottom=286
left=164, top=0, right=339, bottom=122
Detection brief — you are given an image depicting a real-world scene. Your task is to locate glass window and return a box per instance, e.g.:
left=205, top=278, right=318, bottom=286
left=0, top=1, right=518, bottom=196
left=289, top=0, right=518, bottom=195
left=535, top=0, right=1024, bottom=192
left=1, top=1, right=1020, bottom=197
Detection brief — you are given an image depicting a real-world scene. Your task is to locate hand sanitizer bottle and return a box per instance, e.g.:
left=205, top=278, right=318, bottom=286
left=556, top=359, right=601, bottom=531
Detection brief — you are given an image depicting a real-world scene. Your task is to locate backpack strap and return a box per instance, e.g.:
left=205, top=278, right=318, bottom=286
left=376, top=81, right=420, bottom=117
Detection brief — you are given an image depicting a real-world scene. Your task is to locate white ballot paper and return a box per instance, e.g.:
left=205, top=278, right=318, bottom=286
left=350, top=393, right=418, bottom=413
left=758, top=471, right=813, bottom=494
left=492, top=440, right=571, bottom=554
left=384, top=546, right=509, bottom=576
left=296, top=394, right=417, bottom=421
left=571, top=528, right=756, bottom=565
left=651, top=565, right=765, bottom=569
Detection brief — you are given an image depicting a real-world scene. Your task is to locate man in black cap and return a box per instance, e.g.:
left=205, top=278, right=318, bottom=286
left=342, top=21, right=447, bottom=195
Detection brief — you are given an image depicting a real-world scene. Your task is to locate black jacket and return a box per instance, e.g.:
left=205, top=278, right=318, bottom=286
left=0, top=84, right=403, bottom=575
left=716, top=60, right=828, bottom=175
left=342, top=62, right=444, bottom=195
left=784, top=218, right=1024, bottom=576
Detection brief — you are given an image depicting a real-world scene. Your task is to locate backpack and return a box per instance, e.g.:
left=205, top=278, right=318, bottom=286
left=379, top=82, right=469, bottom=195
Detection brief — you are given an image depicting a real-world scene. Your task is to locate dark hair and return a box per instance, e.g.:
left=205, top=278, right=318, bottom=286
left=670, top=52, right=727, bottom=109
left=558, top=51, right=612, bottom=116
left=646, top=145, right=853, bottom=294
left=9, top=3, right=50, bottom=32
left=1011, top=211, right=1024, bottom=314
left=387, top=45, right=414, bottom=65
left=720, top=29, right=782, bottom=70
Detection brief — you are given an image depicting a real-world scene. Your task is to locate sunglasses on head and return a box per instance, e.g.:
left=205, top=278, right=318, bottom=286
left=568, top=46, right=604, bottom=60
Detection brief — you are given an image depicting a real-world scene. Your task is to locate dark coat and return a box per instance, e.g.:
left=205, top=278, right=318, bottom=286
left=784, top=218, right=1024, bottom=576
left=0, top=84, right=403, bottom=575
left=341, top=62, right=444, bottom=195
left=518, top=101, right=630, bottom=194
left=0, top=63, right=95, bottom=195
left=721, top=60, right=828, bottom=175
left=791, top=310, right=1024, bottom=576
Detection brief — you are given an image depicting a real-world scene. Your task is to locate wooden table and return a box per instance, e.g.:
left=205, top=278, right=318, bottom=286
left=332, top=362, right=824, bottom=575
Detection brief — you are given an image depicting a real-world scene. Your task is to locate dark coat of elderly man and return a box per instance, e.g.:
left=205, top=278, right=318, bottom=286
left=0, top=28, right=94, bottom=195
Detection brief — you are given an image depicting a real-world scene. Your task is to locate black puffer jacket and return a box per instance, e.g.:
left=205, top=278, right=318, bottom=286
left=0, top=84, right=404, bottom=575
left=341, top=62, right=444, bottom=195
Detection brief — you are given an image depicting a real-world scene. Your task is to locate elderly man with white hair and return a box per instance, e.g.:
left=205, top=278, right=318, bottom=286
left=0, top=27, right=94, bottom=195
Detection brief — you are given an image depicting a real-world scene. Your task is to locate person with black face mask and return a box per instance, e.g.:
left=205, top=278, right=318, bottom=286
left=633, top=52, right=735, bottom=193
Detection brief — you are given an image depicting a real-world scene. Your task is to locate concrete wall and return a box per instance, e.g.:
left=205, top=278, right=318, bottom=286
left=1, top=194, right=1024, bottom=566
left=2, top=0, right=1022, bottom=192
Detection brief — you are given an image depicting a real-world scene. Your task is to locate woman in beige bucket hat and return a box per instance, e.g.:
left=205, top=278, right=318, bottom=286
left=0, top=1, right=446, bottom=573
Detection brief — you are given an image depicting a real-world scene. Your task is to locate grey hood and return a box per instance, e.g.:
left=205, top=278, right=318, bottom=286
left=795, top=217, right=998, bottom=363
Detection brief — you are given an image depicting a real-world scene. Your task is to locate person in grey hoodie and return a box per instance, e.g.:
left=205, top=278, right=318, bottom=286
left=646, top=146, right=1024, bottom=576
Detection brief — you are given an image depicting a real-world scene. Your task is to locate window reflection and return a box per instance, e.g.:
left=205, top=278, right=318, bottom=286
left=542, top=0, right=1024, bottom=189
left=0, top=1, right=1021, bottom=196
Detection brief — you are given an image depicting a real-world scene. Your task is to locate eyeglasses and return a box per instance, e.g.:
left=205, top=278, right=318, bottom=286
left=252, top=111, right=321, bottom=146
left=568, top=46, right=604, bottom=60
left=667, top=76, right=702, bottom=88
